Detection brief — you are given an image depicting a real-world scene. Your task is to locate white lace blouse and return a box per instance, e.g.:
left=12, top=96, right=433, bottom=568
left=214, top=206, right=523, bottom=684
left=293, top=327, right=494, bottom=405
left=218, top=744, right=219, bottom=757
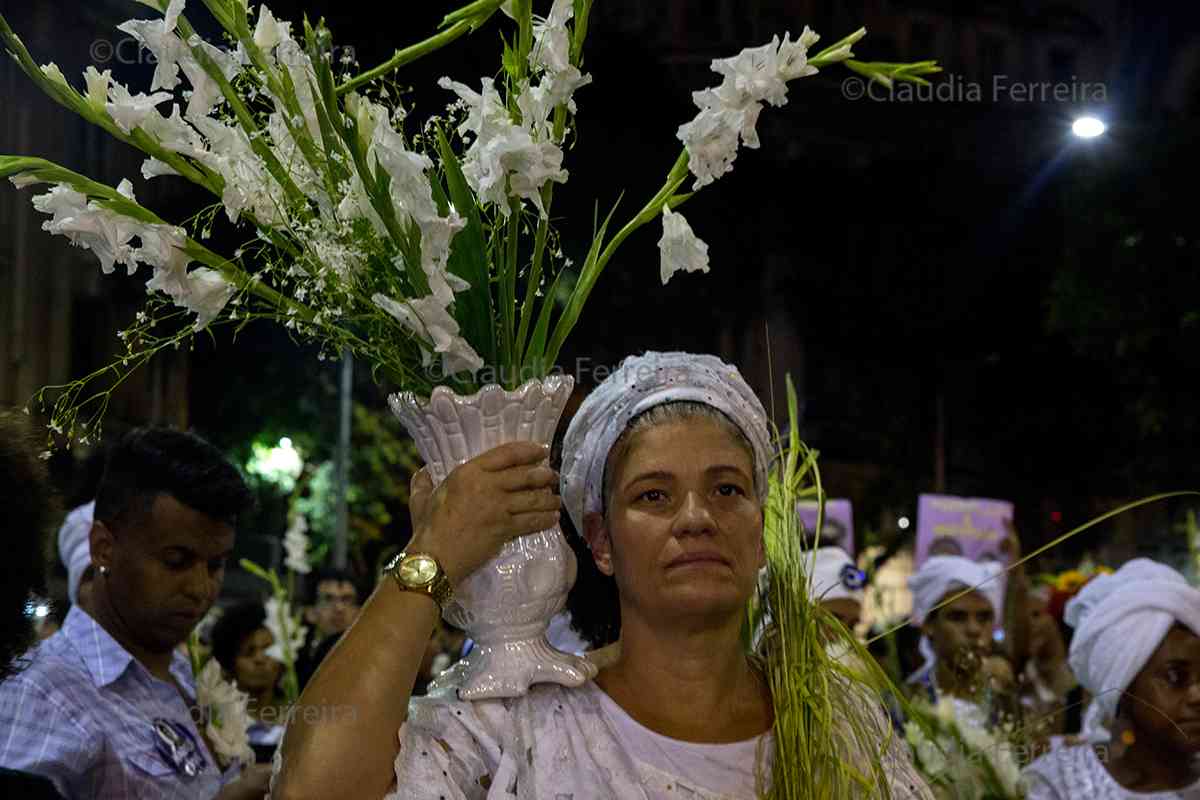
left=386, top=677, right=932, bottom=800
left=1023, top=745, right=1200, bottom=800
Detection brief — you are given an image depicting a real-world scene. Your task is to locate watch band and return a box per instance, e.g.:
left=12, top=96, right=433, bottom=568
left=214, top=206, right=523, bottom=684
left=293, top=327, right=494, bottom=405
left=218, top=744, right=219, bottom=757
left=383, top=551, right=454, bottom=610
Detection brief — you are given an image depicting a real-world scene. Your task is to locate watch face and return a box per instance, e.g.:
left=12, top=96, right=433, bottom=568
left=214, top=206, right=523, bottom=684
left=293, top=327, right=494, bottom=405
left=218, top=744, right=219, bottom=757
left=399, top=554, right=438, bottom=586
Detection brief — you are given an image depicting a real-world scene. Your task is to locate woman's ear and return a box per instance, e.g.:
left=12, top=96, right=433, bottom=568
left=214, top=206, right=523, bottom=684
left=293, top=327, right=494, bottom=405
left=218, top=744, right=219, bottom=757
left=583, top=512, right=614, bottom=576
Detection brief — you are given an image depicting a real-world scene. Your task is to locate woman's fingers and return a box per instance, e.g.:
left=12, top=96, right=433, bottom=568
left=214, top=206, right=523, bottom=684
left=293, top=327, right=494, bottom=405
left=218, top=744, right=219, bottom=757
left=507, top=487, right=562, bottom=515
left=498, top=465, right=559, bottom=492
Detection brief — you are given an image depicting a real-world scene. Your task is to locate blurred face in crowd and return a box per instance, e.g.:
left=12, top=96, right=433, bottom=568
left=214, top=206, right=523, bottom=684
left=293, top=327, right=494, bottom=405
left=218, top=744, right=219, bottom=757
left=822, top=598, right=862, bottom=632
left=1124, top=625, right=1200, bottom=756
left=235, top=627, right=282, bottom=695
left=91, top=494, right=234, bottom=654
left=587, top=416, right=765, bottom=629
left=312, top=580, right=359, bottom=638
left=924, top=589, right=995, bottom=670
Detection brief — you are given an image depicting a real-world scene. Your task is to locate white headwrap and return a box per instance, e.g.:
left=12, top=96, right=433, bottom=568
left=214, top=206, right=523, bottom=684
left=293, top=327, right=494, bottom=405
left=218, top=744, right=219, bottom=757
left=560, top=351, right=772, bottom=534
left=809, top=546, right=865, bottom=604
left=907, top=555, right=1005, bottom=626
left=906, top=555, right=1005, bottom=684
left=57, top=501, right=95, bottom=605
left=1064, top=558, right=1200, bottom=742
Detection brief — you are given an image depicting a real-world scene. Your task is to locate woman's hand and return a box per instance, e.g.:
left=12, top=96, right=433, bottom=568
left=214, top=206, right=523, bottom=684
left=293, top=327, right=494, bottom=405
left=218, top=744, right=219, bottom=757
left=407, top=441, right=560, bottom=586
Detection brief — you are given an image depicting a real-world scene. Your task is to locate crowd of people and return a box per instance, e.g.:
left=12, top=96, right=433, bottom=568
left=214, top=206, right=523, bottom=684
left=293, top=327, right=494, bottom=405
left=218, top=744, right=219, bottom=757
left=0, top=351, right=1198, bottom=799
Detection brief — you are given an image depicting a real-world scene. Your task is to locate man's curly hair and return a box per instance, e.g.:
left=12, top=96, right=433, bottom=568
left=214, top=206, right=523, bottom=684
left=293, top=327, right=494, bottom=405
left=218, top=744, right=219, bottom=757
left=0, top=410, right=59, bottom=681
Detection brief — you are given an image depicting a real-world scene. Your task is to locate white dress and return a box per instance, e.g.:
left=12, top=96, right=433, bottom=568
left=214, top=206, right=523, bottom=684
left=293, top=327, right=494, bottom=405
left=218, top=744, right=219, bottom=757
left=387, top=676, right=931, bottom=800
left=1023, top=745, right=1200, bottom=799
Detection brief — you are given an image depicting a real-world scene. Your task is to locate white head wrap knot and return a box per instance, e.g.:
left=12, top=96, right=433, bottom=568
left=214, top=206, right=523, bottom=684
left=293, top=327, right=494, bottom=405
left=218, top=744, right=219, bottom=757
left=907, top=555, right=1004, bottom=626
left=560, top=351, right=772, bottom=534
left=1064, top=558, right=1200, bottom=742
left=809, top=546, right=865, bottom=604
left=57, top=501, right=95, bottom=605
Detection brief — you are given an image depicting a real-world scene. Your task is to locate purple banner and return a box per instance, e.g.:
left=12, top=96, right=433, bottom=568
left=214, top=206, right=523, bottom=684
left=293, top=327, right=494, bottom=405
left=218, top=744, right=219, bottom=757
left=915, top=493, right=1014, bottom=567
left=797, top=499, right=854, bottom=556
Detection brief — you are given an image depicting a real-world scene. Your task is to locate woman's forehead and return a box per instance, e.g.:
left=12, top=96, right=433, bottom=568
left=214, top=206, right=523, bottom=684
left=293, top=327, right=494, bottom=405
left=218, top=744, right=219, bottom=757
left=616, top=418, right=754, bottom=475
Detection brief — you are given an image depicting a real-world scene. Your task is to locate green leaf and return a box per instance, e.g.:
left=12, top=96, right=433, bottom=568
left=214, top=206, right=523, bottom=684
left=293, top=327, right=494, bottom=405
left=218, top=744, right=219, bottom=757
left=434, top=126, right=497, bottom=368
left=544, top=195, right=621, bottom=365
left=521, top=267, right=568, bottom=374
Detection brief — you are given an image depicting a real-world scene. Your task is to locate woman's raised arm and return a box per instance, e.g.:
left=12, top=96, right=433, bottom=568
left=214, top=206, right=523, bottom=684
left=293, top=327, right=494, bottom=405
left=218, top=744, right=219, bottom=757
left=271, top=442, right=561, bottom=800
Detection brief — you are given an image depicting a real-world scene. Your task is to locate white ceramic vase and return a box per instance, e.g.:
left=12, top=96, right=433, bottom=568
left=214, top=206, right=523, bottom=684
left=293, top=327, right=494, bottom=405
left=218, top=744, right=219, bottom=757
left=388, top=375, right=597, bottom=699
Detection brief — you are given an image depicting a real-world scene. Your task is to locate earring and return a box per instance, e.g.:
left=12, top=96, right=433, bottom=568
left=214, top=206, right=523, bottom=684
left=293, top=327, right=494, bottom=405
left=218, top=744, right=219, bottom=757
left=99, top=565, right=109, bottom=576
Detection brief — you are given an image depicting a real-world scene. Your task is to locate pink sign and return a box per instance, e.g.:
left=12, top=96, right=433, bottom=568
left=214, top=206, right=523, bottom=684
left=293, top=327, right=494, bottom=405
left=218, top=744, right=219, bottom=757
left=914, top=493, right=1013, bottom=567
left=797, top=499, right=854, bottom=556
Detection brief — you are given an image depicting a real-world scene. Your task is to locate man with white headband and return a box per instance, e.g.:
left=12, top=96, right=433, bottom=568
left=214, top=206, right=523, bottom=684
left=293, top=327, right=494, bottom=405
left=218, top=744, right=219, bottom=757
left=56, top=502, right=95, bottom=611
left=906, top=555, right=1017, bottom=729
left=274, top=351, right=931, bottom=799
left=1023, top=558, right=1200, bottom=799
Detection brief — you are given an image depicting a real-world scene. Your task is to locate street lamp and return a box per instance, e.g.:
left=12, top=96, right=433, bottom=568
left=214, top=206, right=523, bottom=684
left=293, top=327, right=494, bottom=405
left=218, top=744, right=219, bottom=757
left=1071, top=116, right=1106, bottom=139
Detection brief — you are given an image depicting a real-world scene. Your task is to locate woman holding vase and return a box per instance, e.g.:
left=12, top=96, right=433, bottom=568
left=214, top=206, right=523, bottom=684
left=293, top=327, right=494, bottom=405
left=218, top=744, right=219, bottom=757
left=271, top=352, right=929, bottom=799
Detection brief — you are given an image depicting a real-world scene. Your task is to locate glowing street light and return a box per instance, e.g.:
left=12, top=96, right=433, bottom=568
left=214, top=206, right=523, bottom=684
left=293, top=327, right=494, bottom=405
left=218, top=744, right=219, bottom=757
left=897, top=516, right=911, bottom=530
left=1071, top=116, right=1106, bottom=139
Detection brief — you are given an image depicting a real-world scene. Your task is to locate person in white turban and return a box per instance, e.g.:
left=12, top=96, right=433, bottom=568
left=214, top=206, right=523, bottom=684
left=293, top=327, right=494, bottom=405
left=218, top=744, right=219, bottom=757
left=56, top=501, right=95, bottom=610
left=905, top=554, right=1021, bottom=730
left=809, top=545, right=866, bottom=632
left=274, top=351, right=932, bottom=800
left=1022, top=558, right=1200, bottom=799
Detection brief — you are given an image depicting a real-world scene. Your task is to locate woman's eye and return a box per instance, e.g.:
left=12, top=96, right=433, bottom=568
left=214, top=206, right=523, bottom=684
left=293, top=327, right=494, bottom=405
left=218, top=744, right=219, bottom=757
left=1165, top=668, right=1187, bottom=687
left=638, top=489, right=665, bottom=503
left=717, top=483, right=746, bottom=497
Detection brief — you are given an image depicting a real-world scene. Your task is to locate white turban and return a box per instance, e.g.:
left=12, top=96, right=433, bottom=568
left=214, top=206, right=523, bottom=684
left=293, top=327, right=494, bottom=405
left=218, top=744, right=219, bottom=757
left=809, top=547, right=865, bottom=604
left=1064, top=558, right=1200, bottom=742
left=907, top=555, right=1004, bottom=626
left=57, top=501, right=95, bottom=605
left=560, top=351, right=772, bottom=534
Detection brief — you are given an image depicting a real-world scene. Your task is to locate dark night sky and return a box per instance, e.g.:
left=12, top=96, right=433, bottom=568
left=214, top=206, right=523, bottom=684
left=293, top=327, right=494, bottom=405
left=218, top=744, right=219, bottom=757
left=8, top=1, right=1198, bottom=561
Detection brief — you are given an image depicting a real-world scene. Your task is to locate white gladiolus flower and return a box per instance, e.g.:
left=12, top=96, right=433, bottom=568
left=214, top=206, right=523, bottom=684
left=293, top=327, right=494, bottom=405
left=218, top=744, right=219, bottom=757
left=253, top=5, right=290, bottom=51
left=439, top=77, right=568, bottom=218
left=263, top=595, right=307, bottom=665
left=283, top=514, right=312, bottom=575
left=140, top=157, right=179, bottom=180
left=139, top=225, right=193, bottom=297
left=180, top=37, right=241, bottom=119
left=372, top=293, right=484, bottom=375
left=678, top=29, right=823, bottom=188
left=195, top=660, right=254, bottom=768
left=105, top=81, right=173, bottom=135
left=39, top=62, right=69, bottom=89
left=140, top=104, right=206, bottom=155
left=529, top=0, right=574, bottom=75
left=188, top=116, right=285, bottom=224
left=30, top=184, right=141, bottom=275
left=176, top=268, right=235, bottom=331
left=658, top=206, right=710, bottom=285
left=83, top=66, right=111, bottom=113
left=116, top=0, right=188, bottom=92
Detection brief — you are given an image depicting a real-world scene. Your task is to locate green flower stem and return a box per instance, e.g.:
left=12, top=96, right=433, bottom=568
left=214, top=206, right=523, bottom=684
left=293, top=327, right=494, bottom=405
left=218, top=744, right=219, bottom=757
left=544, top=148, right=690, bottom=365
left=337, top=0, right=507, bottom=97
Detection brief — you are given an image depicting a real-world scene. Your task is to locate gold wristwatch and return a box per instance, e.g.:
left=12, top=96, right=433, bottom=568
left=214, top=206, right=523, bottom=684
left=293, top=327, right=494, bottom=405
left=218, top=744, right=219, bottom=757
left=383, top=551, right=454, bottom=610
